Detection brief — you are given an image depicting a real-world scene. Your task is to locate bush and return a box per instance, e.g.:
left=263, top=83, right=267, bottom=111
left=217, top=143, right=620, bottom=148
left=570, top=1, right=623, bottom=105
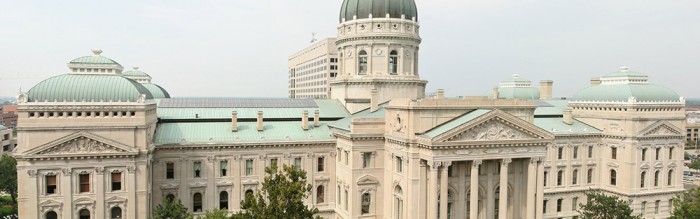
left=0, top=206, right=17, bottom=217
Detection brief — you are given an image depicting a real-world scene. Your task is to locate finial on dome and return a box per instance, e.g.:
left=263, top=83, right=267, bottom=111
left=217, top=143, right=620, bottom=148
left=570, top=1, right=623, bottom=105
left=513, top=74, right=520, bottom=79
left=91, top=48, right=103, bottom=56
left=133, top=66, right=139, bottom=70
left=620, top=66, right=629, bottom=72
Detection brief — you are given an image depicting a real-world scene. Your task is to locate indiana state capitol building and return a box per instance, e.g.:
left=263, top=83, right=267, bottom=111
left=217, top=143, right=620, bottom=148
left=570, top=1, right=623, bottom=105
left=15, top=0, right=686, bottom=218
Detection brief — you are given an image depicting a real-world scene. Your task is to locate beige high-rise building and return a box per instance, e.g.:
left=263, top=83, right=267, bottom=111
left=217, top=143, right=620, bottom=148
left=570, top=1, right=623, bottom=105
left=14, top=1, right=688, bottom=219
left=288, top=38, right=339, bottom=99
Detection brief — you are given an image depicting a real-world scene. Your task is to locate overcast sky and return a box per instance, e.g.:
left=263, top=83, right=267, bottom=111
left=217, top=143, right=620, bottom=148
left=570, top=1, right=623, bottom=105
left=1, top=0, right=698, bottom=98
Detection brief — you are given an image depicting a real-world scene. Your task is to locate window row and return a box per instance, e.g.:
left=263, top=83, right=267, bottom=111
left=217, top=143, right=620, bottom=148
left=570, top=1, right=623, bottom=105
left=545, top=168, right=595, bottom=187
left=556, top=145, right=594, bottom=160
left=640, top=147, right=675, bottom=161
left=165, top=157, right=326, bottom=179
left=45, top=207, right=122, bottom=219
left=335, top=186, right=373, bottom=215
left=336, top=149, right=375, bottom=169
left=28, top=111, right=136, bottom=118
left=71, top=68, right=116, bottom=73
left=44, top=172, right=123, bottom=195
left=354, top=50, right=399, bottom=75
left=543, top=196, right=580, bottom=214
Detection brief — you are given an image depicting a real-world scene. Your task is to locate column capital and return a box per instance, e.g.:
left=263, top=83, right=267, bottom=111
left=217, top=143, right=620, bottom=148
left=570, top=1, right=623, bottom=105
left=471, top=159, right=482, bottom=168
left=502, top=158, right=512, bottom=165
left=530, top=157, right=539, bottom=165
left=429, top=161, right=441, bottom=170
left=442, top=161, right=452, bottom=167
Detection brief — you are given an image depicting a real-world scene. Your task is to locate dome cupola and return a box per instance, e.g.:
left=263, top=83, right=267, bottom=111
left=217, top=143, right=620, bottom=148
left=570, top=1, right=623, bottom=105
left=122, top=67, right=153, bottom=83
left=339, top=0, right=418, bottom=22
left=490, top=74, right=540, bottom=100
left=67, top=49, right=124, bottom=74
left=572, top=67, right=681, bottom=103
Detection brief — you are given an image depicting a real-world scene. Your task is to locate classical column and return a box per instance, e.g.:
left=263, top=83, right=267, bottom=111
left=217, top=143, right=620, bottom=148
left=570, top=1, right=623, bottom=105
left=535, top=158, right=545, bottom=219
left=470, top=160, right=482, bottom=219
left=499, top=159, right=511, bottom=219
left=428, top=162, right=440, bottom=219
left=128, top=165, right=137, bottom=219
left=526, top=158, right=537, bottom=219
left=95, top=167, right=105, bottom=218
left=440, top=161, right=451, bottom=219
left=61, top=168, right=73, bottom=219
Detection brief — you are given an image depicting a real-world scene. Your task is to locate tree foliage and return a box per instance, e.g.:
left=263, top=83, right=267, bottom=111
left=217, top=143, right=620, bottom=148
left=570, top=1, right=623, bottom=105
left=231, top=164, right=320, bottom=219
left=670, top=188, right=700, bottom=218
left=689, top=159, right=700, bottom=170
left=577, top=190, right=641, bottom=219
left=152, top=198, right=193, bottom=219
left=0, top=155, right=17, bottom=205
left=197, top=208, right=230, bottom=219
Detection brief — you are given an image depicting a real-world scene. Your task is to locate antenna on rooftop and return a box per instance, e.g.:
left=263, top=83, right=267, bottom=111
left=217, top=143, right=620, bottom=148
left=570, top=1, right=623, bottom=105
left=310, top=32, right=317, bottom=43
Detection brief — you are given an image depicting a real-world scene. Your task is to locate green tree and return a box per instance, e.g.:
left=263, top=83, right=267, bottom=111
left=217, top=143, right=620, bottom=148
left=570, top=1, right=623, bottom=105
left=231, top=164, right=320, bottom=219
left=670, top=188, right=700, bottom=218
left=152, top=198, right=193, bottom=219
left=690, top=159, right=700, bottom=170
left=577, top=190, right=641, bottom=219
left=0, top=155, right=17, bottom=205
left=197, top=208, right=230, bottom=219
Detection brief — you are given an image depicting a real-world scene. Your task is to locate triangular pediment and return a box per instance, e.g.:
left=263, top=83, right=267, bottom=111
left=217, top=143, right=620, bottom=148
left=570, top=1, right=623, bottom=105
left=25, top=132, right=138, bottom=156
left=430, top=110, right=554, bottom=143
left=638, top=121, right=684, bottom=137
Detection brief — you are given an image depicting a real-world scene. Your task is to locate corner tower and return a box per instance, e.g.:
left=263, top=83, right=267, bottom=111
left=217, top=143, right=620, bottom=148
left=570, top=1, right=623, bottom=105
left=331, top=0, right=427, bottom=113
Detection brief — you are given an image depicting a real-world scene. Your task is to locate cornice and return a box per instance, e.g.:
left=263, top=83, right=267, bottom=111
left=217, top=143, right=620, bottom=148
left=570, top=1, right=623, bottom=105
left=154, top=141, right=336, bottom=152
left=336, top=35, right=421, bottom=45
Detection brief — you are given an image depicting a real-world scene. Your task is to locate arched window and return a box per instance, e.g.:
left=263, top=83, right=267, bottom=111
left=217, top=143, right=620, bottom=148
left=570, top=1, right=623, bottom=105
left=46, top=211, right=58, bottom=219
left=654, top=171, right=660, bottom=187
left=245, top=189, right=254, bottom=198
left=610, top=170, right=617, bottom=185
left=587, top=169, right=593, bottom=184
left=389, top=50, right=398, bottom=75
left=166, top=194, right=175, bottom=202
left=641, top=171, right=646, bottom=188
left=79, top=209, right=90, bottom=219
left=572, top=169, right=578, bottom=185
left=358, top=50, right=368, bottom=75
left=193, top=193, right=203, bottom=212
left=668, top=169, right=674, bottom=186
left=394, top=186, right=403, bottom=219
left=557, top=170, right=563, bottom=186
left=317, top=185, right=325, bottom=204
left=361, top=193, right=371, bottom=214
left=220, top=191, right=229, bottom=209
left=111, top=207, right=122, bottom=219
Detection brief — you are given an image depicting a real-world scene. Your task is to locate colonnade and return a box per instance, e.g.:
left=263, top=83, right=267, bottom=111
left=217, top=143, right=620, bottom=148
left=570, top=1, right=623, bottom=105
left=424, top=157, right=545, bottom=219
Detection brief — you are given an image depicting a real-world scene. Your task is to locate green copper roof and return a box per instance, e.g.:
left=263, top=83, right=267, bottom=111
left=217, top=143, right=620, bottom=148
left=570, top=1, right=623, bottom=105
left=142, top=84, right=170, bottom=99
left=497, top=87, right=540, bottom=100
left=604, top=70, right=647, bottom=78
left=340, top=0, right=418, bottom=22
left=154, top=122, right=334, bottom=145
left=27, top=74, right=154, bottom=102
left=423, top=109, right=491, bottom=138
left=329, top=102, right=388, bottom=131
left=157, top=99, right=349, bottom=120
left=534, top=118, right=601, bottom=134
left=69, top=55, right=120, bottom=65
left=122, top=69, right=151, bottom=77
left=572, top=84, right=680, bottom=102
left=534, top=99, right=569, bottom=116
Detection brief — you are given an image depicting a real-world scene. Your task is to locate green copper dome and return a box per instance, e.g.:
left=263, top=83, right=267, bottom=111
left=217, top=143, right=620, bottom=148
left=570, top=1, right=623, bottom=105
left=122, top=68, right=151, bottom=77
left=572, top=67, right=680, bottom=103
left=496, top=87, right=540, bottom=100
left=69, top=49, right=121, bottom=65
left=339, top=0, right=418, bottom=22
left=142, top=83, right=171, bottom=99
left=27, top=74, right=154, bottom=102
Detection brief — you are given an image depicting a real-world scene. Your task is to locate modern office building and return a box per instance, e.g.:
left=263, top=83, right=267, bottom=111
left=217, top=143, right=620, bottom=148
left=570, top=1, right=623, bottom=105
left=14, top=0, right=687, bottom=219
left=288, top=38, right=339, bottom=99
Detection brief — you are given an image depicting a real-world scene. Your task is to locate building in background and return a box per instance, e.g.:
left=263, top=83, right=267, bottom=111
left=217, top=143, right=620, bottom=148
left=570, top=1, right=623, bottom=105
left=288, top=38, right=339, bottom=99
left=1, top=104, right=18, bottom=129
left=1, top=125, right=16, bottom=154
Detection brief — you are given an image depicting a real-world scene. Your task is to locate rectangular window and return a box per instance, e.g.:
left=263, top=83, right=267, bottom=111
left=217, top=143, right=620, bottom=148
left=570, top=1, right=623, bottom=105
left=337, top=186, right=341, bottom=205
left=111, top=172, right=122, bottom=191
left=543, top=200, right=548, bottom=213
left=572, top=197, right=578, bottom=211
left=166, top=163, right=175, bottom=179
left=345, top=189, right=349, bottom=210
left=544, top=171, right=548, bottom=187
left=612, top=147, right=617, bottom=159
left=344, top=151, right=349, bottom=165
left=46, top=175, right=57, bottom=194
left=656, top=148, right=661, bottom=160
left=194, top=161, right=202, bottom=178
left=396, top=157, right=403, bottom=173
left=669, top=147, right=674, bottom=159
left=246, top=159, right=254, bottom=176
left=271, top=158, right=278, bottom=169
left=294, top=157, right=302, bottom=170
left=317, top=157, right=325, bottom=172
left=642, top=148, right=647, bottom=161
left=641, top=201, right=646, bottom=216
left=363, top=152, right=372, bottom=168
left=573, top=146, right=579, bottom=159
left=79, top=173, right=90, bottom=193
left=220, top=160, right=228, bottom=177
left=655, top=200, right=660, bottom=214
left=558, top=147, right=563, bottom=160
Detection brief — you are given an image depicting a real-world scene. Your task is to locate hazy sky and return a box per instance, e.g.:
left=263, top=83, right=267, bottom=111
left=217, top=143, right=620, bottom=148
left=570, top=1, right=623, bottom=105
left=1, top=0, right=699, bottom=98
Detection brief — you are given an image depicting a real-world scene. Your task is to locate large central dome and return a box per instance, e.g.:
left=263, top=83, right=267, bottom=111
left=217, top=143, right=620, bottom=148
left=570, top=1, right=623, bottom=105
left=339, top=0, right=418, bottom=22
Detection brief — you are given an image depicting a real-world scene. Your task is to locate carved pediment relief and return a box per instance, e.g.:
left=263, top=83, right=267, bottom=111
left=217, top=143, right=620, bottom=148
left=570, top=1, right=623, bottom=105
left=105, top=196, right=127, bottom=204
left=189, top=182, right=207, bottom=188
left=639, top=121, right=684, bottom=137
left=431, top=110, right=554, bottom=143
left=357, top=175, right=379, bottom=185
left=26, top=132, right=137, bottom=156
left=216, top=181, right=233, bottom=186
left=160, top=183, right=179, bottom=189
